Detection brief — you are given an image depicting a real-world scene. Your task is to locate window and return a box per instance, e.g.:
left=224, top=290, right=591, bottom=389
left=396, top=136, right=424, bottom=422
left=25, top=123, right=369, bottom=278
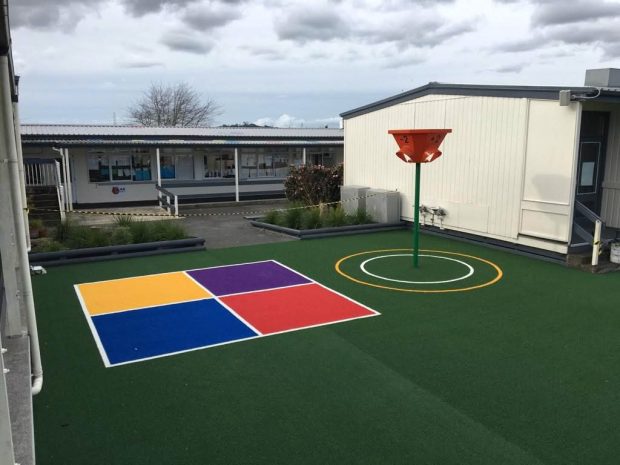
left=87, top=148, right=152, bottom=182
left=88, top=153, right=110, bottom=182
left=204, top=149, right=235, bottom=178
left=578, top=142, right=601, bottom=194
left=239, top=147, right=300, bottom=180
left=160, top=149, right=195, bottom=180
left=132, top=154, right=152, bottom=181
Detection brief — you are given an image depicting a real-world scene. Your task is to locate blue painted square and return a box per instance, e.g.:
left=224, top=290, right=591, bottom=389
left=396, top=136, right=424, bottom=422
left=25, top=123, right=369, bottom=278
left=92, top=299, right=257, bottom=365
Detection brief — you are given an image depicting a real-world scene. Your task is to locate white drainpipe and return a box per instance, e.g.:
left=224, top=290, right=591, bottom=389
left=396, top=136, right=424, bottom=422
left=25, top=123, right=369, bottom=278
left=0, top=56, right=43, bottom=394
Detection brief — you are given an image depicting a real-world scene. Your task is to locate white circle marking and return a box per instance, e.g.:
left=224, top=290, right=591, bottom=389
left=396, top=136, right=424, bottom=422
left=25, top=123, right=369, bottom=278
left=359, top=254, right=475, bottom=284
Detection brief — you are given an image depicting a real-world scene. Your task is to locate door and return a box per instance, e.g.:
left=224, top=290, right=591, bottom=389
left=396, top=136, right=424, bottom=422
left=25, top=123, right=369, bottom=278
left=575, top=111, right=609, bottom=214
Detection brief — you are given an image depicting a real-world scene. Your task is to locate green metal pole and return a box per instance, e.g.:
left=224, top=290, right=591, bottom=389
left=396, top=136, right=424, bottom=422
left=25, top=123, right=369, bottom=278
left=413, top=162, right=421, bottom=268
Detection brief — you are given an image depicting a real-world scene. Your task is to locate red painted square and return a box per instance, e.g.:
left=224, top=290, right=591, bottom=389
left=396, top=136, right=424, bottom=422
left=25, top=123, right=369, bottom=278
left=220, top=283, right=377, bottom=335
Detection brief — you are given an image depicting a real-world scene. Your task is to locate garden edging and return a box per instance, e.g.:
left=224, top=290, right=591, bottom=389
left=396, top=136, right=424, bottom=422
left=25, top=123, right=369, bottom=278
left=249, top=219, right=407, bottom=239
left=29, top=237, right=206, bottom=267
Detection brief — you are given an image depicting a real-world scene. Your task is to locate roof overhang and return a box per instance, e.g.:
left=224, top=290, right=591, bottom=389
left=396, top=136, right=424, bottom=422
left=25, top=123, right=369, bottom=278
left=22, top=138, right=344, bottom=148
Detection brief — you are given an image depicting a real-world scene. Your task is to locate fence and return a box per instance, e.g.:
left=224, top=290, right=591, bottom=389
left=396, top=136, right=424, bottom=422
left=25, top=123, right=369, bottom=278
left=156, top=185, right=179, bottom=217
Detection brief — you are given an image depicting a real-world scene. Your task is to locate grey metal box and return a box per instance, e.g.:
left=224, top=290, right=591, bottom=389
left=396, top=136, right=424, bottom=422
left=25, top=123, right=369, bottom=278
left=584, top=68, right=620, bottom=88
left=366, top=189, right=401, bottom=223
left=340, top=185, right=370, bottom=215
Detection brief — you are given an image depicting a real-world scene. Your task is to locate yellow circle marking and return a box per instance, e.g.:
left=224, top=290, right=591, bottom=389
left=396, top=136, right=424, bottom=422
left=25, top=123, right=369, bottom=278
left=335, top=248, right=503, bottom=293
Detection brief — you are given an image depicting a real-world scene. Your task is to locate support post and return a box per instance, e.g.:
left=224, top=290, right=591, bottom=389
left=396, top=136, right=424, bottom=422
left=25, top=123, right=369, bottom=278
left=592, top=220, right=602, bottom=266
left=413, top=163, right=421, bottom=268
left=156, top=147, right=161, bottom=188
left=64, top=148, right=74, bottom=210
left=234, top=147, right=240, bottom=203
left=302, top=147, right=307, bottom=166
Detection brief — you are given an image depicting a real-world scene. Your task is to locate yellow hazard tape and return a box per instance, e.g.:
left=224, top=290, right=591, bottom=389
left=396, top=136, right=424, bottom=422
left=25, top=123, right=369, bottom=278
left=28, top=192, right=385, bottom=218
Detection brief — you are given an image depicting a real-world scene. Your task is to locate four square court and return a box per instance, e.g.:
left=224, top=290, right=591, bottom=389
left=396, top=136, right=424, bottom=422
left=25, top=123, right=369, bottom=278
left=75, top=260, right=379, bottom=366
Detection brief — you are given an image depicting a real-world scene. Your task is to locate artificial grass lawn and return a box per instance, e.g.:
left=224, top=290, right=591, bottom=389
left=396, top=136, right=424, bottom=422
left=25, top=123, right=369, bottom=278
left=32, top=231, right=620, bottom=464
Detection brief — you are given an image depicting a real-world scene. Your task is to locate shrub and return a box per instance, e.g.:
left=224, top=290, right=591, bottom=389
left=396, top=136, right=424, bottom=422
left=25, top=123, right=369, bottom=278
left=300, top=207, right=322, bottom=229
left=113, top=215, right=135, bottom=227
left=110, top=226, right=133, bottom=245
left=262, top=210, right=282, bottom=225
left=32, top=238, right=66, bottom=253
left=284, top=164, right=343, bottom=206
left=128, top=221, right=150, bottom=244
left=351, top=208, right=374, bottom=225
left=54, top=218, right=74, bottom=243
left=148, top=220, right=187, bottom=242
left=323, top=206, right=349, bottom=227
left=283, top=204, right=304, bottom=229
left=64, top=226, right=110, bottom=249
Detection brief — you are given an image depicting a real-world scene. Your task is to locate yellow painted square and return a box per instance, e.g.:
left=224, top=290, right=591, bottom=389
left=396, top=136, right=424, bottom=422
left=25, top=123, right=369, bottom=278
left=77, top=272, right=212, bottom=315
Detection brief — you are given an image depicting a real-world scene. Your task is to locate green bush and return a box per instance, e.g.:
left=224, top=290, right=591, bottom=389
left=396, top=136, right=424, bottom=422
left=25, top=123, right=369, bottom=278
left=113, top=215, right=135, bottom=227
left=110, top=226, right=133, bottom=245
left=32, top=238, right=66, bottom=253
left=300, top=207, right=322, bottom=229
left=351, top=208, right=374, bottom=225
left=323, top=206, right=349, bottom=227
left=262, top=210, right=281, bottom=225
left=284, top=164, right=343, bottom=206
left=54, top=218, right=74, bottom=243
left=148, top=220, right=187, bottom=242
left=128, top=221, right=150, bottom=244
left=64, top=225, right=110, bottom=249
left=283, top=204, right=304, bottom=229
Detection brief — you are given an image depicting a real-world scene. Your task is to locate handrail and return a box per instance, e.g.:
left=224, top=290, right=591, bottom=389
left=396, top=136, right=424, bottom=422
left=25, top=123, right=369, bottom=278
left=573, top=201, right=605, bottom=266
left=155, top=185, right=179, bottom=217
left=574, top=201, right=604, bottom=224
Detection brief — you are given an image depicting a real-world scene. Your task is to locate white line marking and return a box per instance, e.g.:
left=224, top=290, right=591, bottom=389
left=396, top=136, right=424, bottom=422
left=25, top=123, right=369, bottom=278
left=359, top=254, right=474, bottom=285
left=88, top=296, right=211, bottom=317
left=73, top=284, right=111, bottom=368
left=76, top=258, right=381, bottom=367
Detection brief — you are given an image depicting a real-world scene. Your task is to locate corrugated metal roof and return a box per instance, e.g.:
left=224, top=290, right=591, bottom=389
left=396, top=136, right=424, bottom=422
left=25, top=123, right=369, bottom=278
left=23, top=139, right=343, bottom=147
left=340, top=82, right=620, bottom=119
left=21, top=124, right=343, bottom=139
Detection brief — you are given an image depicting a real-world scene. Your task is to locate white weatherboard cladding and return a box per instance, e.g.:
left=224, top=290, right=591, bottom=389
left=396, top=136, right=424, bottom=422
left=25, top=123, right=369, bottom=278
left=344, top=95, right=530, bottom=241
left=599, top=106, right=620, bottom=228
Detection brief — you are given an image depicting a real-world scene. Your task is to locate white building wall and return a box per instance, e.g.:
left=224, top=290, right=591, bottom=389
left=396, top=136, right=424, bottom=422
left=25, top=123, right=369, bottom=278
left=344, top=95, right=580, bottom=252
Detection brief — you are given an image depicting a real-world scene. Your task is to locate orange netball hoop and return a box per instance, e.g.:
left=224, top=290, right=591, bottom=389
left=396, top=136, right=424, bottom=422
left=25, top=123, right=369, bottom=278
left=388, top=129, right=452, bottom=164
left=388, top=128, right=452, bottom=268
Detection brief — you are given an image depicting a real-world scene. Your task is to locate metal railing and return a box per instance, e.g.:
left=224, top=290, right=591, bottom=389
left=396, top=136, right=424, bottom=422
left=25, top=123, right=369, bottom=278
left=573, top=201, right=606, bottom=266
left=23, top=159, right=66, bottom=220
left=156, top=185, right=179, bottom=217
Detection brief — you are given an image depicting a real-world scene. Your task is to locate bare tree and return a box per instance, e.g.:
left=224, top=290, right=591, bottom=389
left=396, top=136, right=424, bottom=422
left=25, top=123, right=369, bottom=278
left=127, top=82, right=222, bottom=127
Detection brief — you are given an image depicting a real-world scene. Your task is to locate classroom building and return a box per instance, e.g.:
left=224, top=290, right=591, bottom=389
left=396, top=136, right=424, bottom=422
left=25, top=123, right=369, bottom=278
left=340, top=70, right=620, bottom=257
left=20, top=125, right=343, bottom=206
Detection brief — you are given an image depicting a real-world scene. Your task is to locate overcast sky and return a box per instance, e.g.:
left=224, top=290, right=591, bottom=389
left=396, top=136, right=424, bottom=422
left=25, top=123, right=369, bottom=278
left=10, top=0, right=620, bottom=127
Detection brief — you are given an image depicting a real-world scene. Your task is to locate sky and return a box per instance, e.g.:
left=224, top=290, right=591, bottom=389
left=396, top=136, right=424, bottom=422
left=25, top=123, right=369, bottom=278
left=10, top=0, right=620, bottom=127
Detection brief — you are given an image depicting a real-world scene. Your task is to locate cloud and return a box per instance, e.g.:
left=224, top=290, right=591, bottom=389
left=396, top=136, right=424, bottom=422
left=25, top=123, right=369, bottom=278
left=244, top=46, right=287, bottom=61
left=118, top=59, right=165, bottom=68
left=532, top=0, right=620, bottom=26
left=119, top=0, right=194, bottom=17
left=275, top=8, right=351, bottom=43
left=160, top=32, right=215, bottom=54
left=9, top=0, right=106, bottom=29
left=181, top=4, right=242, bottom=31
left=254, top=114, right=340, bottom=128
left=494, top=63, right=525, bottom=73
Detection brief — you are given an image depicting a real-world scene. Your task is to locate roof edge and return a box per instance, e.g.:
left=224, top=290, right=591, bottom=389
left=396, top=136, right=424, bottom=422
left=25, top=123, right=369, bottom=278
left=339, top=82, right=602, bottom=119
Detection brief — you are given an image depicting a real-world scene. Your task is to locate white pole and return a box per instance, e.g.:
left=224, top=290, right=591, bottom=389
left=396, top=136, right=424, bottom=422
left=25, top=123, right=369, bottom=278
left=156, top=147, right=161, bottom=188
left=302, top=147, right=306, bottom=166
left=592, top=220, right=602, bottom=266
left=234, top=147, right=240, bottom=202
left=0, top=56, right=43, bottom=394
left=64, top=148, right=74, bottom=210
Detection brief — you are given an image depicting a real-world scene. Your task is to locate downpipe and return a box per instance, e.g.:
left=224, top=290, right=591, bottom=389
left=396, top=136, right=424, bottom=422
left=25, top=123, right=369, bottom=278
left=0, top=56, right=43, bottom=394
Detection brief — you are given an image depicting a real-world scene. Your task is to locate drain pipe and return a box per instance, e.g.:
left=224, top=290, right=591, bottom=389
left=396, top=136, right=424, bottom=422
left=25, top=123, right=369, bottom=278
left=0, top=56, right=43, bottom=395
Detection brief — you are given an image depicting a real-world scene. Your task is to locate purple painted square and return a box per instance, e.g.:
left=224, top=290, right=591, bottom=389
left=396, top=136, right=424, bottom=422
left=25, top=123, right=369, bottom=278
left=187, top=261, right=311, bottom=296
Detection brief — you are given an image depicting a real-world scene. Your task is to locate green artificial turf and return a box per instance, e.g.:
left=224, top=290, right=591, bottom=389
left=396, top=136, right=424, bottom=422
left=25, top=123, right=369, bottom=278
left=31, top=230, right=620, bottom=464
